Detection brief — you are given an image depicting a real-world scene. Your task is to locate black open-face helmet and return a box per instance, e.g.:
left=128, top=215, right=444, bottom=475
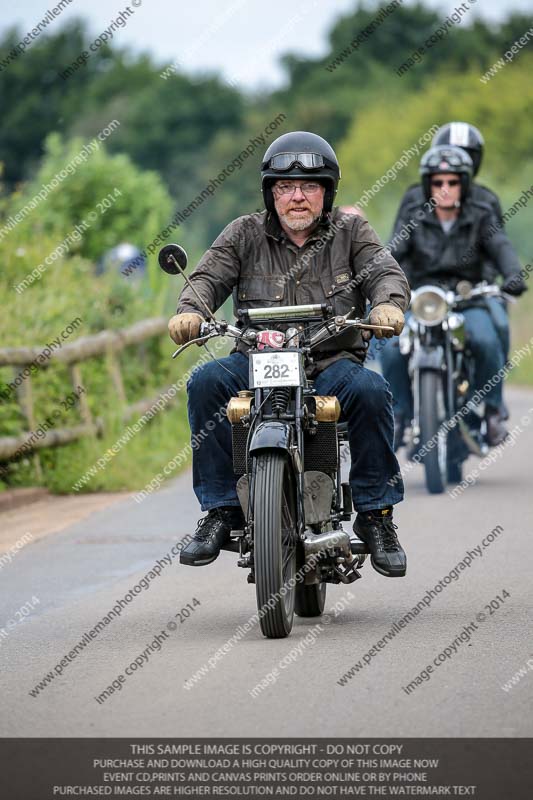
left=261, top=131, right=340, bottom=214
left=432, top=122, right=484, bottom=177
left=420, top=145, right=473, bottom=203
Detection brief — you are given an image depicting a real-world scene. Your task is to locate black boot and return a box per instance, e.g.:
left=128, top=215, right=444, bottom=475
left=353, top=507, right=406, bottom=577
left=500, top=400, right=510, bottom=422
left=485, top=405, right=509, bottom=447
left=180, top=507, right=244, bottom=567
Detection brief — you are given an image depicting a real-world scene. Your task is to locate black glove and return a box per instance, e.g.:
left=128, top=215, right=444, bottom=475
left=502, top=274, right=528, bottom=296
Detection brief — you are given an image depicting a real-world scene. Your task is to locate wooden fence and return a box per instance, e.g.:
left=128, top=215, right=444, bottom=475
left=0, top=318, right=176, bottom=476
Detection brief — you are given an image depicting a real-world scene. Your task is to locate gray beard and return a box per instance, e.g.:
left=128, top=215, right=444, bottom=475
left=279, top=210, right=318, bottom=231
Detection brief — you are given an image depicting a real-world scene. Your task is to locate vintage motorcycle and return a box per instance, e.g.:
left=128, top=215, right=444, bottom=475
left=398, top=280, right=510, bottom=494
left=159, top=244, right=393, bottom=639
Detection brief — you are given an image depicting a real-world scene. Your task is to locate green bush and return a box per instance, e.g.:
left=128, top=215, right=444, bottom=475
left=0, top=137, right=205, bottom=493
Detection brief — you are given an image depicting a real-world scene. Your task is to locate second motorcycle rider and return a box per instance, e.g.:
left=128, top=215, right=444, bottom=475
left=381, top=144, right=525, bottom=450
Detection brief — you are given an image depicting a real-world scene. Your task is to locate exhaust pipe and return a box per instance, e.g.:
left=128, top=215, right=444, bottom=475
left=304, top=529, right=353, bottom=559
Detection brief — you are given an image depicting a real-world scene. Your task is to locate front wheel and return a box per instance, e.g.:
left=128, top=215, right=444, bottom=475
left=253, top=451, right=298, bottom=638
left=419, top=370, right=447, bottom=494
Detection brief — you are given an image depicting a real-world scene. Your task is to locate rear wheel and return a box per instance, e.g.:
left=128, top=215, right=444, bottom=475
left=446, top=421, right=467, bottom=485
left=253, top=451, right=298, bottom=638
left=447, top=460, right=463, bottom=484
left=295, top=544, right=326, bottom=617
left=419, top=371, right=447, bottom=494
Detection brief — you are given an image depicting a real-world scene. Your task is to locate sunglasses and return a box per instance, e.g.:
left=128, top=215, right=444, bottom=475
left=431, top=179, right=460, bottom=188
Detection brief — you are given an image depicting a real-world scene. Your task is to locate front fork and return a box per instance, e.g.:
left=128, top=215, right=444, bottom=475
left=293, top=386, right=306, bottom=538
left=237, top=387, right=306, bottom=577
left=411, top=336, right=422, bottom=448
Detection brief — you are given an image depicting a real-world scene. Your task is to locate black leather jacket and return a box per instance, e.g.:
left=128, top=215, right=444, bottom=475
left=178, top=208, right=410, bottom=375
left=389, top=192, right=521, bottom=290
left=393, top=183, right=505, bottom=283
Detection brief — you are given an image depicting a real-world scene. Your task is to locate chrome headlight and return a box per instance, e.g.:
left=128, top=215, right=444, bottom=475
left=410, top=286, right=449, bottom=327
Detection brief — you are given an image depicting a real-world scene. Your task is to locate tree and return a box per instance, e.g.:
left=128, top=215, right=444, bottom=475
left=336, top=53, right=533, bottom=248
left=0, top=21, right=110, bottom=185
left=13, top=132, right=172, bottom=263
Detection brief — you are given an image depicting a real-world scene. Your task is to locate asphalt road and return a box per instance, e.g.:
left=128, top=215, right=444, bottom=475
left=2, top=387, right=533, bottom=738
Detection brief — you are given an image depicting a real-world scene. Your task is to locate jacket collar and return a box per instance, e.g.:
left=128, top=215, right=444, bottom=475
left=421, top=199, right=475, bottom=228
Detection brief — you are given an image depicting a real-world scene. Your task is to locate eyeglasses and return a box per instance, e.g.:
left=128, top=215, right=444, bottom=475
left=269, top=152, right=325, bottom=171
left=431, top=179, right=460, bottom=188
left=273, top=182, right=323, bottom=196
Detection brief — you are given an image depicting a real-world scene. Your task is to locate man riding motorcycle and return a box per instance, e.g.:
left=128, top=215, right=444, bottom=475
left=167, top=131, right=411, bottom=578
left=396, top=122, right=503, bottom=247
left=381, top=144, right=525, bottom=450
left=394, top=122, right=526, bottom=377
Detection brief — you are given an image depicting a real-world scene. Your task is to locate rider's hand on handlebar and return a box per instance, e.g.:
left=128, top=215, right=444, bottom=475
left=168, top=312, right=205, bottom=345
left=502, top=275, right=528, bottom=297
left=368, top=304, right=405, bottom=339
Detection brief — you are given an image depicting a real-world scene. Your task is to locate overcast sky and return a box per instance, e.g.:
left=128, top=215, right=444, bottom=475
left=3, top=0, right=533, bottom=89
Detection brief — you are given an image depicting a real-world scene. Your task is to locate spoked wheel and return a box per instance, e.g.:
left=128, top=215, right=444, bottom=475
left=419, top=370, right=447, bottom=494
left=253, top=451, right=298, bottom=638
left=295, top=543, right=326, bottom=617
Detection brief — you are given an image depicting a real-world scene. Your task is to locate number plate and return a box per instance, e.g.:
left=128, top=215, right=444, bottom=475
left=250, top=351, right=302, bottom=388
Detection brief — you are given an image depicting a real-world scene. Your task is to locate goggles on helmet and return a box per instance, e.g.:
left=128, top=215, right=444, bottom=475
left=267, top=152, right=325, bottom=171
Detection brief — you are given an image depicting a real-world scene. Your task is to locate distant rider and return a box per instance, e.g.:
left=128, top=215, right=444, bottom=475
left=381, top=145, right=525, bottom=449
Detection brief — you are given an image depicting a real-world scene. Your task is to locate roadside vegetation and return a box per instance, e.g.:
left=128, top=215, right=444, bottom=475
left=1, top=4, right=532, bottom=491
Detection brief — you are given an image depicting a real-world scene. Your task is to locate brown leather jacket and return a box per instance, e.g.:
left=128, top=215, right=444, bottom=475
left=177, top=208, right=410, bottom=375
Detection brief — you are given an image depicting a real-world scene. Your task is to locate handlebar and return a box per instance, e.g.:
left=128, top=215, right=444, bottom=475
left=171, top=309, right=394, bottom=358
left=453, top=282, right=515, bottom=305
left=171, top=320, right=252, bottom=358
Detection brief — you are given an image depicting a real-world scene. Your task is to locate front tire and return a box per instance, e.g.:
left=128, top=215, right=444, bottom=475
left=419, top=370, right=447, bottom=494
left=253, top=451, right=298, bottom=638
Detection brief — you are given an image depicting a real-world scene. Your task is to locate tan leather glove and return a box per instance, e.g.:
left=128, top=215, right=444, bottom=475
left=369, top=303, right=405, bottom=339
left=168, top=312, right=204, bottom=345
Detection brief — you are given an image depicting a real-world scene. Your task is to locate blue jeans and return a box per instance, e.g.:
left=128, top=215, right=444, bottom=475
left=485, top=297, right=510, bottom=363
left=380, top=299, right=508, bottom=417
left=186, top=352, right=404, bottom=513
